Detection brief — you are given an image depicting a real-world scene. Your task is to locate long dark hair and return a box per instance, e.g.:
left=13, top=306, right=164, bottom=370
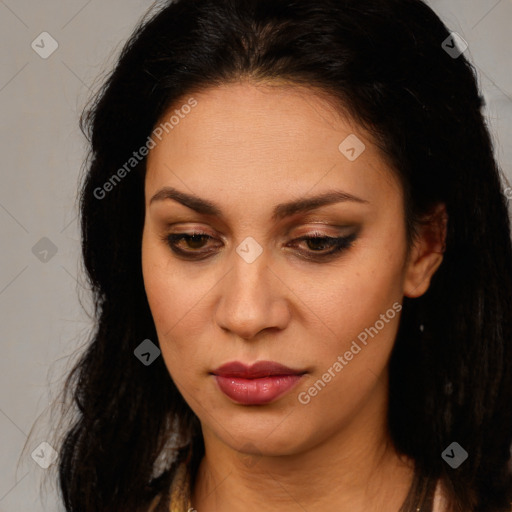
left=52, top=0, right=512, bottom=510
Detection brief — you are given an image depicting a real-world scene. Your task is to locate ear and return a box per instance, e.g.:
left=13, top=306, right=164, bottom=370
left=403, top=202, right=448, bottom=298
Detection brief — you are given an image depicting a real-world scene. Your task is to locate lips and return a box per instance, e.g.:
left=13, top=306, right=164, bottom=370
left=211, top=361, right=306, bottom=405
left=213, top=360, right=304, bottom=378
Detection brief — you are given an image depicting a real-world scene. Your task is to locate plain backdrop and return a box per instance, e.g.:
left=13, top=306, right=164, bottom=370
left=0, top=1, right=511, bottom=510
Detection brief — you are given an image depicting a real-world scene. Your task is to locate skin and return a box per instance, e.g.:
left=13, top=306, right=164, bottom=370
left=141, top=81, right=447, bottom=512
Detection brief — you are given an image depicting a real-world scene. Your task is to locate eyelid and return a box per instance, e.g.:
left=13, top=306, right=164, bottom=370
left=163, top=223, right=353, bottom=243
left=163, top=220, right=353, bottom=236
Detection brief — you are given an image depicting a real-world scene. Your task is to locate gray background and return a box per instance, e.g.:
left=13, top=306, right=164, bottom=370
left=0, top=1, right=511, bottom=510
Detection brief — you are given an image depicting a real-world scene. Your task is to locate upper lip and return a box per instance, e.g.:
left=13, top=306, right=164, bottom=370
left=212, top=360, right=305, bottom=378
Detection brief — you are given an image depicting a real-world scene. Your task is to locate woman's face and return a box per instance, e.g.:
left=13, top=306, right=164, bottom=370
left=142, top=82, right=441, bottom=458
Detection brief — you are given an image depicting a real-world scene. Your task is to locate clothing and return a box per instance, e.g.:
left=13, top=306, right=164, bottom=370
left=432, top=480, right=449, bottom=512
left=148, top=459, right=191, bottom=512
left=167, top=458, right=192, bottom=512
left=148, top=460, right=448, bottom=512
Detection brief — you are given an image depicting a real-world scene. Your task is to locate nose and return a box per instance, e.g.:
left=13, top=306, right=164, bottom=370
left=214, top=244, right=291, bottom=340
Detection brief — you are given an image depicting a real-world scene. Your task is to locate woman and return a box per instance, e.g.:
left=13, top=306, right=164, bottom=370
left=55, top=0, right=512, bottom=510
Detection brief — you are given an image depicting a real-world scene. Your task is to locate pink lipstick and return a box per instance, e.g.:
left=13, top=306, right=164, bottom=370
left=211, top=361, right=305, bottom=405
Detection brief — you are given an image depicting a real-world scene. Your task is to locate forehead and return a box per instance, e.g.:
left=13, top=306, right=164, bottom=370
left=151, top=81, right=357, bottom=156
left=145, top=81, right=401, bottom=208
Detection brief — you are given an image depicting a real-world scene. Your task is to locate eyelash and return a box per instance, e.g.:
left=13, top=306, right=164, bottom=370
left=163, top=230, right=357, bottom=261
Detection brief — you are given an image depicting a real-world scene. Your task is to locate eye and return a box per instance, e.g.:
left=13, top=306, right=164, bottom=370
left=162, top=230, right=357, bottom=261
left=288, top=232, right=357, bottom=260
left=165, top=232, right=216, bottom=255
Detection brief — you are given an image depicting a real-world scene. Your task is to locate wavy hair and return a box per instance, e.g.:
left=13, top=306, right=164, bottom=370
left=52, top=0, right=512, bottom=510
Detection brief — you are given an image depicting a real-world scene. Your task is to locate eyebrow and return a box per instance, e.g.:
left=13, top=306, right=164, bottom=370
left=149, top=186, right=369, bottom=221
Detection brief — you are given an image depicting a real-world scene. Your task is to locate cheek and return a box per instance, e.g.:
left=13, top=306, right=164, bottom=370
left=141, top=233, right=219, bottom=385
left=142, top=231, right=201, bottom=331
left=295, top=234, right=406, bottom=352
left=295, top=289, right=403, bottom=431
left=294, top=232, right=406, bottom=397
left=142, top=235, right=190, bottom=354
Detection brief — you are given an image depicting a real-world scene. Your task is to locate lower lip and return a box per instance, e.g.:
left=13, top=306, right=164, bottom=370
left=214, top=374, right=304, bottom=405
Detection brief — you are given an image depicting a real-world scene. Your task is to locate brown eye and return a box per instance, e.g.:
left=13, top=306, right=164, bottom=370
left=165, top=233, right=217, bottom=256
left=303, top=236, right=337, bottom=251
left=289, top=232, right=358, bottom=259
